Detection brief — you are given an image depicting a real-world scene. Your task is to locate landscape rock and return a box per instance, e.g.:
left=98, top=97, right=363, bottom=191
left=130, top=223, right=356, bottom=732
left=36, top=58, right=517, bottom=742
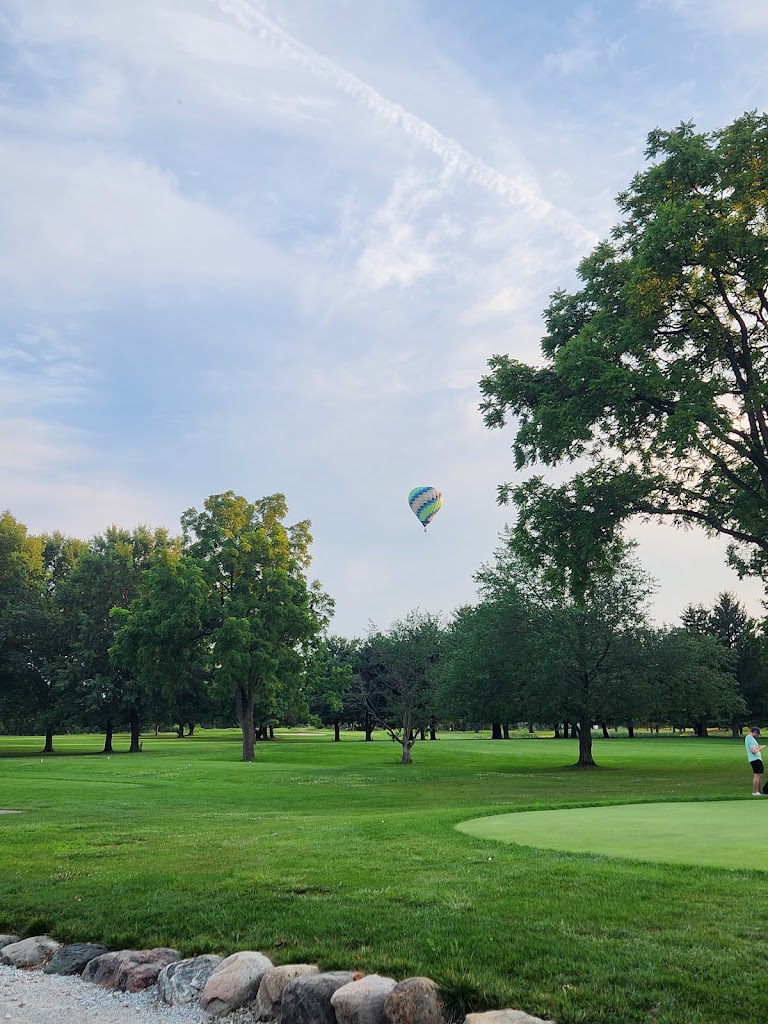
left=0, top=935, right=19, bottom=950
left=44, top=942, right=110, bottom=975
left=158, top=953, right=224, bottom=1005
left=0, top=935, right=61, bottom=968
left=256, top=963, right=320, bottom=1021
left=200, top=950, right=274, bottom=1016
left=281, top=971, right=357, bottom=1024
left=464, top=1010, right=555, bottom=1024
left=383, top=976, right=448, bottom=1024
left=82, top=947, right=180, bottom=992
left=331, top=974, right=398, bottom=1024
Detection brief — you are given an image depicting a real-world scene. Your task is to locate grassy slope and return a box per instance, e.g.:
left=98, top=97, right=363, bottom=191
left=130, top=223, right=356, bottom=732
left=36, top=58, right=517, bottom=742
left=0, top=730, right=764, bottom=1024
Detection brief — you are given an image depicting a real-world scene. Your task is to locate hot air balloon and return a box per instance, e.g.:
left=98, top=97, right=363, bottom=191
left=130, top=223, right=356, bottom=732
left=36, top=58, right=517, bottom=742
left=408, top=486, right=442, bottom=530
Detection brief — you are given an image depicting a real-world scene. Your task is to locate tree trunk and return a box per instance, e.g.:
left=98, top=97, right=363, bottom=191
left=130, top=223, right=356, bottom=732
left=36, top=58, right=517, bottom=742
left=43, top=726, right=54, bottom=754
left=491, top=722, right=503, bottom=739
left=333, top=720, right=340, bottom=742
left=554, top=723, right=561, bottom=738
left=563, top=721, right=570, bottom=739
left=429, top=716, right=437, bottom=740
left=575, top=719, right=597, bottom=768
left=503, top=723, right=510, bottom=739
left=401, top=710, right=414, bottom=764
left=236, top=684, right=255, bottom=761
left=601, top=722, right=610, bottom=739
left=364, top=710, right=374, bottom=741
left=187, top=723, right=195, bottom=737
left=128, top=707, right=141, bottom=753
left=103, top=719, right=114, bottom=754
left=627, top=723, right=635, bottom=738
left=176, top=723, right=184, bottom=738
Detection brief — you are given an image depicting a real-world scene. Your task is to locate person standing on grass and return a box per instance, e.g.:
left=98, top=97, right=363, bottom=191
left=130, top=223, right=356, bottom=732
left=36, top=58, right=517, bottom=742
left=746, top=727, right=765, bottom=795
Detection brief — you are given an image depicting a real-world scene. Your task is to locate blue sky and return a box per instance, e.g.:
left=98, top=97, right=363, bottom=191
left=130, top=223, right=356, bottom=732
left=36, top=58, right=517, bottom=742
left=1, top=0, right=767, bottom=637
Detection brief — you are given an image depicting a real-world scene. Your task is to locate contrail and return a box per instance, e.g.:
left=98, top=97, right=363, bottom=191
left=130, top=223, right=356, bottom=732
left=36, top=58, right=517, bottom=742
left=212, top=0, right=596, bottom=248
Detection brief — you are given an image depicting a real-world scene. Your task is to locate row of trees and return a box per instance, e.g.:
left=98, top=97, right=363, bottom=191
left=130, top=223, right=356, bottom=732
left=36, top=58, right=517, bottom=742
left=2, top=497, right=764, bottom=767
left=315, top=541, right=768, bottom=768
left=0, top=493, right=331, bottom=761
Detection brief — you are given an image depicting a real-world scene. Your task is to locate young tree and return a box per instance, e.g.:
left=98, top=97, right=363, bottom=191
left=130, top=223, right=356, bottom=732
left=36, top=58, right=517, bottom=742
left=356, top=610, right=442, bottom=764
left=479, top=113, right=768, bottom=591
left=181, top=492, right=328, bottom=761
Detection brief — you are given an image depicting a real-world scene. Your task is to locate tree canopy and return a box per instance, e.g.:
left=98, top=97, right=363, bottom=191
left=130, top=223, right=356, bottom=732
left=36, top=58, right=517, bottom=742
left=479, top=112, right=768, bottom=591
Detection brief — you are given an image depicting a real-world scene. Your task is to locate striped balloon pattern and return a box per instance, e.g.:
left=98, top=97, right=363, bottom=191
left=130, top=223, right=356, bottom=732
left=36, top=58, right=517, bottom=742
left=408, top=486, right=443, bottom=529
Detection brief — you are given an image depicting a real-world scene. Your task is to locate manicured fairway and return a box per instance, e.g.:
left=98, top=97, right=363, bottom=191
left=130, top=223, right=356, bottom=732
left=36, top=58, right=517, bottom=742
left=457, top=800, right=767, bottom=870
left=1, top=731, right=767, bottom=1024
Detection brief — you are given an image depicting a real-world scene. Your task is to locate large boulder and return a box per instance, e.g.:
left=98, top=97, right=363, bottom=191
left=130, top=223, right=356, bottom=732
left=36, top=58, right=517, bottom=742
left=256, top=964, right=320, bottom=1021
left=331, top=974, right=398, bottom=1024
left=82, top=948, right=180, bottom=992
left=465, top=1011, right=555, bottom=1024
left=383, top=977, right=448, bottom=1024
left=281, top=971, right=357, bottom=1024
left=158, top=954, right=224, bottom=1005
left=200, top=950, right=274, bottom=1016
left=0, top=935, right=61, bottom=968
left=0, top=935, right=19, bottom=951
left=44, top=943, right=109, bottom=976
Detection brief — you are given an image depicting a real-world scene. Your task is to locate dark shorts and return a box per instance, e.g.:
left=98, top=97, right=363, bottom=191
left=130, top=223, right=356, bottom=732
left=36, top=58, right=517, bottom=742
left=751, top=759, right=764, bottom=775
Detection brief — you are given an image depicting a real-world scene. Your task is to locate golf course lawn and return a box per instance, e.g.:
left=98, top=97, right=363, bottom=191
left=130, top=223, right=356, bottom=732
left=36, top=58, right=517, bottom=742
left=1, top=730, right=767, bottom=1024
left=457, top=800, right=767, bottom=870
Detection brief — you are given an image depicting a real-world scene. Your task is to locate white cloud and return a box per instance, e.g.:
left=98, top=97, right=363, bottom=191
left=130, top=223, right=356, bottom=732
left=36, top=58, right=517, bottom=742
left=0, top=141, right=281, bottom=304
left=0, top=326, right=92, bottom=409
left=542, top=46, right=600, bottom=76
left=640, top=0, right=768, bottom=34
left=210, top=0, right=595, bottom=247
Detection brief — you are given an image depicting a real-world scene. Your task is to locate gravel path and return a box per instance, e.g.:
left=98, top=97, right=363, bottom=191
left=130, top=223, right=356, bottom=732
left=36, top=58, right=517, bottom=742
left=0, top=964, right=258, bottom=1024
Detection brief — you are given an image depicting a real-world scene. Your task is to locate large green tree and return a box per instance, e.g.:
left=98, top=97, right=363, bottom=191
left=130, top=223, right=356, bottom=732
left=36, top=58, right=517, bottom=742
left=645, top=626, right=744, bottom=735
left=476, top=539, right=655, bottom=766
left=59, top=525, right=172, bottom=752
left=0, top=512, right=45, bottom=735
left=307, top=635, right=356, bottom=741
left=479, top=113, right=768, bottom=591
left=681, top=592, right=767, bottom=732
left=180, top=492, right=328, bottom=762
left=110, top=547, right=211, bottom=738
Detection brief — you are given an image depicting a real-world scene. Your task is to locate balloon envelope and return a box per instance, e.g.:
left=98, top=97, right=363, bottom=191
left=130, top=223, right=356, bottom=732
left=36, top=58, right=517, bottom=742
left=408, top=486, right=443, bottom=529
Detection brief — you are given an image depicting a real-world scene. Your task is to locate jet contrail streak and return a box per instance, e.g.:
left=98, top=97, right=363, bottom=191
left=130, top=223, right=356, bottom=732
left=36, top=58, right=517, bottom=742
left=212, top=0, right=596, bottom=247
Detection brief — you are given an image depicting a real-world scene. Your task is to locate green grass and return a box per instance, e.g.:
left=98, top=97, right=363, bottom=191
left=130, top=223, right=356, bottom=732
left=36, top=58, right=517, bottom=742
left=457, top=800, right=766, bottom=870
left=0, top=729, right=765, bottom=1024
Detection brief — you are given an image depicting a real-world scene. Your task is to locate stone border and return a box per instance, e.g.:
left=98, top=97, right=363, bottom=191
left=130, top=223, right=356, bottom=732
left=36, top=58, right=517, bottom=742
left=0, top=935, right=553, bottom=1024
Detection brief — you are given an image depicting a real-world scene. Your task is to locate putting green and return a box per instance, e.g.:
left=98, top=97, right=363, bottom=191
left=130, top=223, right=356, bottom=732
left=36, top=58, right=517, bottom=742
left=457, top=801, right=768, bottom=871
